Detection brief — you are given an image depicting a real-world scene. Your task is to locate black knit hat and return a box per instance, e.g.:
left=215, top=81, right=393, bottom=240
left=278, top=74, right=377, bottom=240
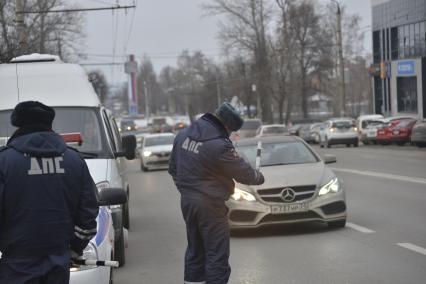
left=214, top=102, right=244, bottom=132
left=11, top=101, right=55, bottom=128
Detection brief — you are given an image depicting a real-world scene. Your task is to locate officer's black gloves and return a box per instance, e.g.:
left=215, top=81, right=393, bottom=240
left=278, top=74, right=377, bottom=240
left=70, top=250, right=83, bottom=267
left=255, top=170, right=265, bottom=185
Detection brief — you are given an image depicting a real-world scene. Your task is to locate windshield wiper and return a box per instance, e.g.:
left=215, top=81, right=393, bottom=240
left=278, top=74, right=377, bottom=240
left=262, top=162, right=295, bottom=167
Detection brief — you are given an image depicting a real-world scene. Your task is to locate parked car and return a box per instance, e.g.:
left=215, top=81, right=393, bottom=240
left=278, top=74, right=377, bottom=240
left=376, top=117, right=415, bottom=145
left=255, top=124, right=289, bottom=137
left=229, top=136, right=346, bottom=230
left=362, top=119, right=386, bottom=145
left=411, top=120, right=426, bottom=147
left=356, top=114, right=384, bottom=144
left=140, top=133, right=175, bottom=171
left=238, top=119, right=262, bottom=138
left=309, top=123, right=325, bottom=144
left=319, top=118, right=358, bottom=148
left=298, top=124, right=315, bottom=143
left=0, top=54, right=136, bottom=276
left=390, top=119, right=417, bottom=146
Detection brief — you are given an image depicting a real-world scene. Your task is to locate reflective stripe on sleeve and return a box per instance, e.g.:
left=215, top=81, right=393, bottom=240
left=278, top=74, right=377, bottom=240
left=75, top=225, right=97, bottom=234
left=74, top=231, right=96, bottom=240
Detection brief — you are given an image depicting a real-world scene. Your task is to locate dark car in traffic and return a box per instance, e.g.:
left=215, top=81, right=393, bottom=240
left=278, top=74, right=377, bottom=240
left=411, top=120, right=426, bottom=147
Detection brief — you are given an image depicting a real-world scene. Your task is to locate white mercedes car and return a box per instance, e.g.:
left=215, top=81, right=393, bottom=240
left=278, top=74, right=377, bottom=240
left=139, top=133, right=175, bottom=171
left=228, top=136, right=346, bottom=230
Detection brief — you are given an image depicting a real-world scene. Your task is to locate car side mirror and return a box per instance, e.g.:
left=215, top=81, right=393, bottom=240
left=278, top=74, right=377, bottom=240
left=323, top=154, right=337, bottom=164
left=97, top=188, right=127, bottom=206
left=116, top=135, right=136, bottom=160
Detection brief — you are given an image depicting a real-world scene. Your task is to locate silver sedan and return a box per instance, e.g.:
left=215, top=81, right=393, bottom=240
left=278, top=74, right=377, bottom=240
left=227, top=136, right=346, bottom=230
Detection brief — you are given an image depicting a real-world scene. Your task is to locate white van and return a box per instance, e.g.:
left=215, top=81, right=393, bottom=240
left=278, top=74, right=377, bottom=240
left=0, top=54, right=136, bottom=283
left=356, top=114, right=384, bottom=144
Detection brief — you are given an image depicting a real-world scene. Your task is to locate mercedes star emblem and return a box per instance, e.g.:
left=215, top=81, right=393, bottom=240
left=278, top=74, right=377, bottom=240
left=281, top=188, right=296, bottom=203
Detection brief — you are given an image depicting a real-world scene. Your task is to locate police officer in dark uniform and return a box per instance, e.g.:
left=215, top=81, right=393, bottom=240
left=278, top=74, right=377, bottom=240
left=0, top=101, right=99, bottom=284
left=169, top=102, right=265, bottom=284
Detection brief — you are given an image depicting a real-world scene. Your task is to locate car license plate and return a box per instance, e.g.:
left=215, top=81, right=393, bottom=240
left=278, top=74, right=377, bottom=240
left=271, top=203, right=309, bottom=214
left=393, top=130, right=399, bottom=135
left=367, top=130, right=376, bottom=137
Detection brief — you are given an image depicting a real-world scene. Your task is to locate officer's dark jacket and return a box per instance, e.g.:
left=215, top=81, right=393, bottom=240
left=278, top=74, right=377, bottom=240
left=169, top=113, right=262, bottom=201
left=0, top=131, right=98, bottom=258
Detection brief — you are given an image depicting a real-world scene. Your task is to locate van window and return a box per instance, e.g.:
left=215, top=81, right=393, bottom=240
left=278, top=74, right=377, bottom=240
left=0, top=108, right=113, bottom=158
left=102, top=110, right=117, bottom=152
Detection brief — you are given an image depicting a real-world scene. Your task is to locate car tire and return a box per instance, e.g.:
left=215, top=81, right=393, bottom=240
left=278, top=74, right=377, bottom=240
left=346, top=144, right=350, bottom=147
left=123, top=189, right=130, bottom=229
left=416, top=142, right=426, bottom=148
left=326, top=137, right=331, bottom=148
left=114, top=228, right=126, bottom=267
left=327, top=219, right=346, bottom=229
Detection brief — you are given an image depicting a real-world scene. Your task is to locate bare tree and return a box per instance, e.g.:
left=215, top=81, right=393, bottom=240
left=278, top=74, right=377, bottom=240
left=203, top=0, right=274, bottom=123
left=0, top=0, right=85, bottom=62
left=287, top=0, right=333, bottom=119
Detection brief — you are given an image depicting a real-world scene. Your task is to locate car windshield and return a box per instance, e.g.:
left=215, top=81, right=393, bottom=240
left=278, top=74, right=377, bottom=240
left=0, top=108, right=110, bottom=157
left=332, top=121, right=354, bottom=128
left=241, top=120, right=261, bottom=130
left=236, top=141, right=319, bottom=167
left=396, top=120, right=415, bottom=129
left=145, top=135, right=174, bottom=147
left=263, top=126, right=287, bottom=135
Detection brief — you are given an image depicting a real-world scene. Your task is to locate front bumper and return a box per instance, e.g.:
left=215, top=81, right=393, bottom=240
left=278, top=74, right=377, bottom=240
left=226, top=190, right=346, bottom=229
left=142, top=154, right=170, bottom=169
left=70, top=266, right=110, bottom=284
left=328, top=137, right=358, bottom=145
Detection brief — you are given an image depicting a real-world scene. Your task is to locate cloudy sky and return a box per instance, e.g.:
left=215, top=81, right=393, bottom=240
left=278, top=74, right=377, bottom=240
left=76, top=0, right=372, bottom=86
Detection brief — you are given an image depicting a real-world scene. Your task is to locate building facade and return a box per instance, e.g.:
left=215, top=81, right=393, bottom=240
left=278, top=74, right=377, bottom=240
left=371, top=0, right=426, bottom=119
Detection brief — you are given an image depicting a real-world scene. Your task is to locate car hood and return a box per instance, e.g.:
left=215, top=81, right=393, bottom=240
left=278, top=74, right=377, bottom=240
left=236, top=162, right=335, bottom=192
left=143, top=144, right=173, bottom=153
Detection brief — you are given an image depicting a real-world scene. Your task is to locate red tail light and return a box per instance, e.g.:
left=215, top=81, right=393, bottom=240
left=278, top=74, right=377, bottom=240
left=60, top=133, right=83, bottom=146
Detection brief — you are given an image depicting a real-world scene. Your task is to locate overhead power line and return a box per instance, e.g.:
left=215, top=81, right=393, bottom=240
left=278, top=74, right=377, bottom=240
left=16, top=5, right=136, bottom=14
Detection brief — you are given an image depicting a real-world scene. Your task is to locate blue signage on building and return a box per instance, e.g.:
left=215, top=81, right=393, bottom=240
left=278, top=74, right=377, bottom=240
left=397, top=60, right=415, bottom=76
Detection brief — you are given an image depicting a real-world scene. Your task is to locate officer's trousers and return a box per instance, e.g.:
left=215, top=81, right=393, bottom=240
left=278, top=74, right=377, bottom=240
left=181, top=197, right=231, bottom=284
left=0, top=252, right=70, bottom=284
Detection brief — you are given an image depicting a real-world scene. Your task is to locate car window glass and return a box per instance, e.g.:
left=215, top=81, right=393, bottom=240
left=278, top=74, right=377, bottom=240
left=110, top=116, right=123, bottom=151
left=102, top=110, right=116, bottom=151
left=263, top=127, right=287, bottom=134
left=241, top=120, right=261, bottom=130
left=237, top=141, right=318, bottom=167
left=0, top=108, right=111, bottom=155
left=145, top=135, right=175, bottom=147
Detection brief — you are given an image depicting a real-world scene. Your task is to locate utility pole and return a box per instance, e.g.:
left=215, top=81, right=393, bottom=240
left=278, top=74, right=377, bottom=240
left=143, top=81, right=150, bottom=120
left=16, top=0, right=26, bottom=54
left=216, top=77, right=222, bottom=107
left=333, top=1, right=346, bottom=117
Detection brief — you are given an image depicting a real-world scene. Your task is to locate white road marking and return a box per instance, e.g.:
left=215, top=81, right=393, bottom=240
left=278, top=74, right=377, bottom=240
left=330, top=167, right=426, bottom=185
left=397, top=243, right=426, bottom=256
left=346, top=222, right=376, bottom=233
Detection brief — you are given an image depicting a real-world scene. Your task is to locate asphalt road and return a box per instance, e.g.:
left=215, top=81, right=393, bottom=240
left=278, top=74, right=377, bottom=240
left=115, top=144, right=426, bottom=284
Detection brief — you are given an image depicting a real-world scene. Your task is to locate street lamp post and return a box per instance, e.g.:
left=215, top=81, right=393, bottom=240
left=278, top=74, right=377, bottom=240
left=331, top=0, right=346, bottom=117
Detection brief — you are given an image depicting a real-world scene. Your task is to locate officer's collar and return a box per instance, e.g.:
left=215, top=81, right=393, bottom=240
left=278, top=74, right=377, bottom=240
left=202, top=113, right=230, bottom=137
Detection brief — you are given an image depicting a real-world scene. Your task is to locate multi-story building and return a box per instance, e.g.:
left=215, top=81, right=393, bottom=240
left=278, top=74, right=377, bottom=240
left=371, top=0, right=426, bottom=119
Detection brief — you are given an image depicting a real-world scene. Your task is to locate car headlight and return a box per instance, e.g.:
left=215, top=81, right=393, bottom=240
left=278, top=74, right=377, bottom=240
left=231, top=188, right=256, bottom=201
left=143, top=151, right=152, bottom=157
left=70, top=242, right=98, bottom=272
left=318, top=177, right=339, bottom=196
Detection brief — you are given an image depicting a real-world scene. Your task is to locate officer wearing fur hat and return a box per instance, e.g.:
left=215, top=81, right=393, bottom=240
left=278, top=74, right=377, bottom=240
left=169, top=102, right=264, bottom=284
left=0, top=101, right=98, bottom=283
